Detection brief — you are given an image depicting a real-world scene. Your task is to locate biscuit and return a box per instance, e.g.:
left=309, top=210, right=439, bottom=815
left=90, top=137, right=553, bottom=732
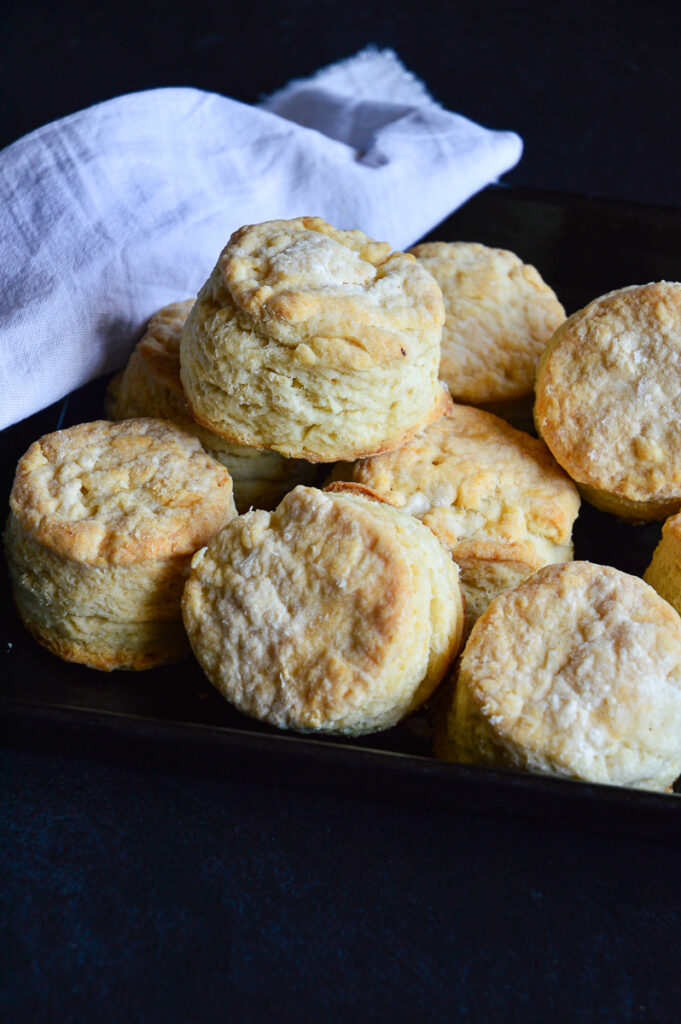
left=179, top=217, right=451, bottom=462
left=106, top=299, right=319, bottom=511
left=329, top=403, right=579, bottom=629
left=4, top=418, right=236, bottom=670
left=409, top=241, right=565, bottom=423
left=644, top=511, right=681, bottom=617
left=534, top=282, right=681, bottom=521
left=436, top=561, right=681, bottom=791
left=181, top=485, right=465, bottom=735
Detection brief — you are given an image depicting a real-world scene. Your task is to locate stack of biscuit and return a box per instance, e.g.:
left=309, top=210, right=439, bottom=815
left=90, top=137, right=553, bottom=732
left=329, top=403, right=580, bottom=632
left=105, top=299, right=321, bottom=512
left=5, top=216, right=466, bottom=734
left=437, top=279, right=681, bottom=792
left=7, top=209, right=681, bottom=793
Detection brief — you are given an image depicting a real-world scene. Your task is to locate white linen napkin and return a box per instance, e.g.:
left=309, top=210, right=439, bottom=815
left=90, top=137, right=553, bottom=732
left=0, top=47, right=522, bottom=430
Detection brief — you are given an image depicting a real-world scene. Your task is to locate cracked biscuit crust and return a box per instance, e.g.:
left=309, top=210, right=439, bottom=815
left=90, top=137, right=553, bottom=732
left=409, top=241, right=565, bottom=419
left=329, top=403, right=579, bottom=627
left=10, top=418, right=235, bottom=565
left=106, top=300, right=319, bottom=511
left=534, top=282, right=681, bottom=520
left=182, top=485, right=465, bottom=735
left=180, top=217, right=450, bottom=461
left=439, top=561, right=681, bottom=791
left=5, top=418, right=237, bottom=670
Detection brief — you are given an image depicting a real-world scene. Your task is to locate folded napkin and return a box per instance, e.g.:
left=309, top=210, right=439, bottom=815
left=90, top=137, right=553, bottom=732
left=0, top=47, right=522, bottom=430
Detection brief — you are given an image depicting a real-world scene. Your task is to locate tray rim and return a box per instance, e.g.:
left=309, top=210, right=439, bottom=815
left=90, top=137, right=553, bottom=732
left=3, top=692, right=680, bottom=842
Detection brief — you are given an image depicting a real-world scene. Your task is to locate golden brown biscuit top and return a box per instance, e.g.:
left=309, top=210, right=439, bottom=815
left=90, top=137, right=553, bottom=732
left=534, top=282, right=681, bottom=501
left=410, top=241, right=565, bottom=403
left=336, top=404, right=579, bottom=555
left=136, top=298, right=195, bottom=394
left=10, top=418, right=235, bottom=566
left=217, top=217, right=445, bottom=369
left=183, top=486, right=440, bottom=731
left=461, top=561, right=681, bottom=774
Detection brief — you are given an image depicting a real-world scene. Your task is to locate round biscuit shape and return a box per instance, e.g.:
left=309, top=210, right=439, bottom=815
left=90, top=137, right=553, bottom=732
left=409, top=241, right=565, bottom=420
left=534, top=282, right=681, bottom=520
left=329, top=403, right=579, bottom=628
left=106, top=299, right=320, bottom=511
left=181, top=485, right=465, bottom=735
left=5, top=418, right=237, bottom=669
left=179, top=217, right=451, bottom=462
left=438, top=561, right=681, bottom=791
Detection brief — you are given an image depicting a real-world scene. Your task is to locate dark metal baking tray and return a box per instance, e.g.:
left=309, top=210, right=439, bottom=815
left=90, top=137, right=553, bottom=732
left=3, top=183, right=681, bottom=839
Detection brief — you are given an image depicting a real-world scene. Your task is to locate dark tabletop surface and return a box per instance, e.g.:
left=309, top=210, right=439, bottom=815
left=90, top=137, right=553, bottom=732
left=3, top=2, right=681, bottom=1021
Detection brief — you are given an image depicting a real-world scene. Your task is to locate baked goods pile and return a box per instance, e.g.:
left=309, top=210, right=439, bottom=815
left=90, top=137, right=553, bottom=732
left=105, top=298, right=319, bottom=512
left=329, top=403, right=580, bottom=627
left=5, top=215, right=681, bottom=792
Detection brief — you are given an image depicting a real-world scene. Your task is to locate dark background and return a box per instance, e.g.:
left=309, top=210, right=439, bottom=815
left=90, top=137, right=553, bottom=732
left=3, top=0, right=681, bottom=208
left=3, top=2, right=681, bottom=1022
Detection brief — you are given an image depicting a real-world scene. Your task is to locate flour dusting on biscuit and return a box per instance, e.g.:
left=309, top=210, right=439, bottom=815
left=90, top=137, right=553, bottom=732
left=437, top=561, right=681, bottom=791
left=182, top=485, right=465, bottom=735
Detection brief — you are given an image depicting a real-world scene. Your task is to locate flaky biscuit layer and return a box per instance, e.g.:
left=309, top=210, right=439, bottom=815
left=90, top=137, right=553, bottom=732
left=5, top=418, right=237, bottom=670
left=182, top=486, right=465, bottom=735
left=106, top=299, right=319, bottom=511
left=439, top=561, right=681, bottom=791
left=330, top=403, right=579, bottom=627
left=4, top=513, right=191, bottom=669
left=410, top=241, right=565, bottom=417
left=534, top=282, right=681, bottom=520
left=180, top=217, right=449, bottom=461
